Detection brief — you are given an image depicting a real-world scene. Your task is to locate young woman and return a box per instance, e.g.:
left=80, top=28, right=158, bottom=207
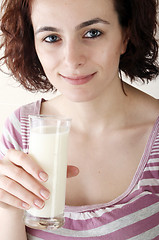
left=0, top=0, right=159, bottom=239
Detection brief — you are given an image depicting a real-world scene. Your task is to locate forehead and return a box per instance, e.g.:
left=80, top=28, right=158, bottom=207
left=30, top=0, right=117, bottom=27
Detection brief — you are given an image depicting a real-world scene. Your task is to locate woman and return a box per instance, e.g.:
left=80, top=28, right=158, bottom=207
left=0, top=0, right=159, bottom=239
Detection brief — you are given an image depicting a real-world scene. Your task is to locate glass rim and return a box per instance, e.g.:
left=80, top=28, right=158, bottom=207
left=29, top=114, right=72, bottom=122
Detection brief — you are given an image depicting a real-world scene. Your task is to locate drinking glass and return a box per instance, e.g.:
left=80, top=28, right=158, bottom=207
left=24, top=115, right=71, bottom=230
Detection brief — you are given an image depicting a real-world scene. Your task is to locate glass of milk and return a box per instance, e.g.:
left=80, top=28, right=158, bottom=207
left=24, top=115, right=71, bottom=230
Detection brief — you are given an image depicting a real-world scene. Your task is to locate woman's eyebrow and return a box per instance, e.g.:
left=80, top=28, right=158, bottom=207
left=35, top=18, right=110, bottom=35
left=35, top=26, right=61, bottom=35
left=75, top=18, right=110, bottom=30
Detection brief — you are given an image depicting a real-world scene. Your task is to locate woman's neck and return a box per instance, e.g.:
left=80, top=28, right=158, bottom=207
left=59, top=82, right=131, bottom=133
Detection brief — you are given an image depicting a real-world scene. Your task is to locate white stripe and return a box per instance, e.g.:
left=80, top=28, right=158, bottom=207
left=22, top=140, right=29, bottom=143
left=8, top=112, right=21, bottom=134
left=21, top=117, right=29, bottom=121
left=152, top=145, right=159, bottom=149
left=3, top=128, right=22, bottom=151
left=22, top=137, right=29, bottom=141
left=21, top=128, right=30, bottom=131
left=152, top=144, right=159, bottom=148
left=65, top=207, right=114, bottom=220
left=22, top=136, right=29, bottom=140
left=21, top=127, right=30, bottom=131
left=65, top=191, right=151, bottom=221
left=27, top=234, right=42, bottom=240
left=23, top=144, right=29, bottom=147
left=0, top=143, right=8, bottom=156
left=153, top=142, right=159, bottom=146
left=21, top=133, right=30, bottom=138
left=149, top=152, right=159, bottom=156
left=21, top=123, right=29, bottom=127
left=21, top=132, right=29, bottom=135
left=21, top=125, right=29, bottom=129
left=148, top=158, right=159, bottom=163
left=139, top=178, right=159, bottom=186
left=23, top=148, right=29, bottom=154
left=154, top=137, right=159, bottom=141
left=21, top=125, right=29, bottom=130
left=151, top=149, right=159, bottom=153
left=144, top=166, right=159, bottom=171
left=128, top=225, right=159, bottom=240
left=48, top=203, right=159, bottom=237
left=21, top=117, right=30, bottom=149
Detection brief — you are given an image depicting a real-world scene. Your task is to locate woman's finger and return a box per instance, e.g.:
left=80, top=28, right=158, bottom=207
left=0, top=159, right=50, bottom=200
left=0, top=175, right=45, bottom=209
left=5, top=149, right=48, bottom=182
left=0, top=188, right=31, bottom=210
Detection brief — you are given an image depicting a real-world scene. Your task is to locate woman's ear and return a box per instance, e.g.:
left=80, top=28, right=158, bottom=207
left=121, top=28, right=130, bottom=55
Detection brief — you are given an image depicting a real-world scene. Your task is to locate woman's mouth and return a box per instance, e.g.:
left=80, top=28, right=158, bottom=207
left=59, top=72, right=97, bottom=85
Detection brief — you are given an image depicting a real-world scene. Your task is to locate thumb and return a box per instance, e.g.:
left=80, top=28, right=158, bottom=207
left=67, top=165, right=79, bottom=178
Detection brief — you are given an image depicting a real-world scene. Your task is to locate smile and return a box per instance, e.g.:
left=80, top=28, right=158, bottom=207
left=59, top=72, right=97, bottom=85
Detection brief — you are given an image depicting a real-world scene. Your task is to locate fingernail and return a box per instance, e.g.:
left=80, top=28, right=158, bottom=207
left=40, top=189, right=50, bottom=200
left=39, top=172, right=48, bottom=182
left=34, top=199, right=45, bottom=209
left=22, top=202, right=30, bottom=210
left=74, top=167, right=79, bottom=175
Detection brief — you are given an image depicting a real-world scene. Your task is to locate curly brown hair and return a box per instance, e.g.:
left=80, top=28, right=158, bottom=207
left=114, top=0, right=159, bottom=83
left=0, top=0, right=159, bottom=92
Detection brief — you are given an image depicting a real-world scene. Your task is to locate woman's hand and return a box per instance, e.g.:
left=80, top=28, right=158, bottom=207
left=0, top=149, right=79, bottom=210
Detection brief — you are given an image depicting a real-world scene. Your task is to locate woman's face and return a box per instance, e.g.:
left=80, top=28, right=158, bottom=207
left=31, top=0, right=128, bottom=102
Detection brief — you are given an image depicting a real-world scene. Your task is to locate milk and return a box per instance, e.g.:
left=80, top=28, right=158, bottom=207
left=28, top=125, right=69, bottom=218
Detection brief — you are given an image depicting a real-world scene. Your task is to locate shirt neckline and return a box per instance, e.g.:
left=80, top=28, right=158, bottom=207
left=65, top=116, right=159, bottom=213
left=38, top=98, right=159, bottom=213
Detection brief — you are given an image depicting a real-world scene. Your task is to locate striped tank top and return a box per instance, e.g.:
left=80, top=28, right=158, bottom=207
left=0, top=99, right=159, bottom=239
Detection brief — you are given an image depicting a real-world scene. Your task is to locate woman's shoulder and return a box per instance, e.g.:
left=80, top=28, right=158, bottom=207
left=0, top=98, right=45, bottom=155
left=17, top=98, right=43, bottom=118
left=140, top=93, right=159, bottom=124
left=126, top=84, right=159, bottom=124
left=40, top=95, right=67, bottom=116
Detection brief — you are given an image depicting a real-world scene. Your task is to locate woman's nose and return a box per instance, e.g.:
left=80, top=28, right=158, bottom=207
left=63, top=40, right=86, bottom=69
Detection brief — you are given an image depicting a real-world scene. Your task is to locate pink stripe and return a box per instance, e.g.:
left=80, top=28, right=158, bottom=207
left=27, top=227, right=111, bottom=240
left=142, top=170, right=159, bottom=179
left=117, top=188, right=144, bottom=204
left=103, top=212, right=159, bottom=240
left=64, top=194, right=158, bottom=230
left=151, top=146, right=159, bottom=149
left=151, top=144, right=159, bottom=148
left=4, top=120, right=23, bottom=149
left=151, top=151, right=159, bottom=155
left=26, top=212, right=159, bottom=239
left=140, top=185, right=159, bottom=193
left=149, top=155, right=159, bottom=160
left=1, top=135, right=16, bottom=150
left=149, top=154, right=159, bottom=158
left=152, top=143, right=159, bottom=147
left=27, top=228, right=88, bottom=240
left=147, top=162, right=159, bottom=167
left=4, top=117, right=13, bottom=130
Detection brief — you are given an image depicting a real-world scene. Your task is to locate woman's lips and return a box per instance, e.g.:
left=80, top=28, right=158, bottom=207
left=60, top=72, right=96, bottom=85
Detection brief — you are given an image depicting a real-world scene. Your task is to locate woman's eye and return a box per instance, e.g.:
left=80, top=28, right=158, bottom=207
left=43, top=35, right=60, bottom=43
left=84, top=29, right=102, bottom=39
